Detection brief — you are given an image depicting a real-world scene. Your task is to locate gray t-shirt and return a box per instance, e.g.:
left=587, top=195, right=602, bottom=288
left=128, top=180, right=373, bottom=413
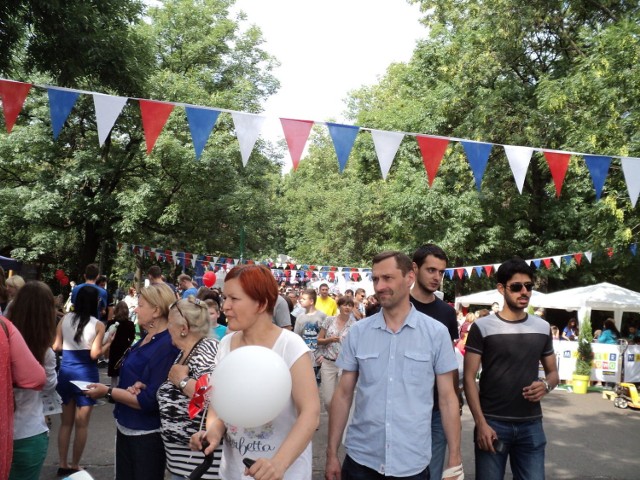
left=272, top=295, right=292, bottom=328
left=294, top=310, right=327, bottom=354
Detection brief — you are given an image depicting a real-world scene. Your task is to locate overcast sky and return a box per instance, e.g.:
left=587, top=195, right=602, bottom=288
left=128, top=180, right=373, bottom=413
left=231, top=0, right=426, bottom=168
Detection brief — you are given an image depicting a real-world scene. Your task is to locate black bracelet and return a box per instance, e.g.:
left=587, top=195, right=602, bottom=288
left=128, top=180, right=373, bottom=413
left=106, top=386, right=115, bottom=404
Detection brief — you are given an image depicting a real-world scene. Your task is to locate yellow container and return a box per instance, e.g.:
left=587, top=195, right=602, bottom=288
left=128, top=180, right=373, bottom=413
left=571, top=374, right=590, bottom=394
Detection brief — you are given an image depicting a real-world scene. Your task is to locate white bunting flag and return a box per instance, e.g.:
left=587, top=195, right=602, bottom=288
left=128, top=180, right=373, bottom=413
left=621, top=157, right=640, bottom=207
left=370, top=129, right=404, bottom=180
left=503, top=145, right=534, bottom=194
left=93, top=94, right=128, bottom=146
left=231, top=112, right=266, bottom=167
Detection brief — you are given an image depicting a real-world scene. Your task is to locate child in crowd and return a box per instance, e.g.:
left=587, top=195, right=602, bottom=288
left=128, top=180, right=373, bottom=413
left=205, top=299, right=227, bottom=340
left=293, top=288, right=327, bottom=382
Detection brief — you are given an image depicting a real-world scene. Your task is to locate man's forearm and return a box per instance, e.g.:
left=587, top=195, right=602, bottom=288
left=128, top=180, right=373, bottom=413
left=439, top=388, right=462, bottom=467
left=326, top=387, right=353, bottom=456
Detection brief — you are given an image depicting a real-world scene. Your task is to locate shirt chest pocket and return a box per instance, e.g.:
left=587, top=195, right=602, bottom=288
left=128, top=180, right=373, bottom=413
left=355, top=352, right=380, bottom=385
left=403, top=351, right=431, bottom=385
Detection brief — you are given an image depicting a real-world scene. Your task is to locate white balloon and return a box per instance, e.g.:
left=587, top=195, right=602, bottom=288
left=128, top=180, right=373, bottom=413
left=212, top=345, right=292, bottom=428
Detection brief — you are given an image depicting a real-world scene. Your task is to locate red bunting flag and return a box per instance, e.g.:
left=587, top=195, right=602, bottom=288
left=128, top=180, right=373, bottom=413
left=139, top=100, right=175, bottom=154
left=543, top=151, right=571, bottom=198
left=483, top=265, right=493, bottom=276
left=456, top=268, right=465, bottom=279
left=280, top=118, right=314, bottom=170
left=574, top=252, right=582, bottom=265
left=416, top=136, right=449, bottom=187
left=542, top=258, right=552, bottom=269
left=188, top=374, right=212, bottom=419
left=0, top=80, right=32, bottom=133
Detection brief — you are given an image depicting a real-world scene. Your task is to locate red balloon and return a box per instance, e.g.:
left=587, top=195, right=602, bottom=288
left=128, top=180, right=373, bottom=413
left=55, top=269, right=65, bottom=280
left=203, top=271, right=217, bottom=288
left=60, top=276, right=69, bottom=286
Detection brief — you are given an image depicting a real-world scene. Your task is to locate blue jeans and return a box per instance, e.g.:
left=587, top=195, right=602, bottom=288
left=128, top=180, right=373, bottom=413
left=430, top=409, right=446, bottom=480
left=342, top=455, right=430, bottom=479
left=475, top=418, right=546, bottom=480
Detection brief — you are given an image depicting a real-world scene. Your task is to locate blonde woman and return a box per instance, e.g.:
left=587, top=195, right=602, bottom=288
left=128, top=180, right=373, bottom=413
left=87, top=283, right=179, bottom=480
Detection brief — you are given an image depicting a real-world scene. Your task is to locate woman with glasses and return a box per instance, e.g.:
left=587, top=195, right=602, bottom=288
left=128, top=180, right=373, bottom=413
left=87, top=283, right=179, bottom=480
left=191, top=264, right=320, bottom=480
left=157, top=296, right=221, bottom=479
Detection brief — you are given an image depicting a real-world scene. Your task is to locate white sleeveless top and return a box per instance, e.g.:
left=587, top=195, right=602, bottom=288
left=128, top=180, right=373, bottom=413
left=217, top=329, right=312, bottom=480
left=61, top=312, right=99, bottom=350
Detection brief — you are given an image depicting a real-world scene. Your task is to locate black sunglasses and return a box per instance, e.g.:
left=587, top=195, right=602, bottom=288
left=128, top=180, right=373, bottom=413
left=505, top=282, right=534, bottom=293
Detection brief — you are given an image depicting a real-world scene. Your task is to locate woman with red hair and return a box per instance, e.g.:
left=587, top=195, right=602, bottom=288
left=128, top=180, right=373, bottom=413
left=192, top=265, right=320, bottom=480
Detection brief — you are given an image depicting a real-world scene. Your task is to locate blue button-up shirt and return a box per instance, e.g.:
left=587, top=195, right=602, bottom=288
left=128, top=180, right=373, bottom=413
left=336, top=305, right=457, bottom=477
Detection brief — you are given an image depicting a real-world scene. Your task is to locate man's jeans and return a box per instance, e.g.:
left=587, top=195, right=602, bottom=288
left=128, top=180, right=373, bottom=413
left=342, top=455, right=430, bottom=480
left=475, top=418, right=546, bottom=480
left=430, top=409, right=446, bottom=480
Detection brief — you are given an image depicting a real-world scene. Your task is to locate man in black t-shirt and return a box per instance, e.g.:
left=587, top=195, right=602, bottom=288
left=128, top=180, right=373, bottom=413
left=464, top=258, right=558, bottom=480
left=410, top=244, right=459, bottom=480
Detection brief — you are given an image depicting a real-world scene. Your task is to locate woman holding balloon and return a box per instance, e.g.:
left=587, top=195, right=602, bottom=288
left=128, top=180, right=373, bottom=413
left=191, top=264, right=320, bottom=480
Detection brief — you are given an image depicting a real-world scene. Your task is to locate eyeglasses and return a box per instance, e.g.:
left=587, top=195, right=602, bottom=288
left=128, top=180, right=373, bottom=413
left=505, top=282, right=534, bottom=293
left=114, top=346, right=132, bottom=370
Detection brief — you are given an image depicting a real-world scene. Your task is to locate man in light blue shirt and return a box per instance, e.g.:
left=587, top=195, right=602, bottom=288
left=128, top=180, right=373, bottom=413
left=325, top=251, right=463, bottom=480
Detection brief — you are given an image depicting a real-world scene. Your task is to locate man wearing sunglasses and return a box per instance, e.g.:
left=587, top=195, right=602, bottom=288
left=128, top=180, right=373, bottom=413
left=463, top=258, right=559, bottom=480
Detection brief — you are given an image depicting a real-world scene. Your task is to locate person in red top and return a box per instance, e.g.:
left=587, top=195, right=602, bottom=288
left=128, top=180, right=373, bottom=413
left=0, top=316, right=46, bottom=479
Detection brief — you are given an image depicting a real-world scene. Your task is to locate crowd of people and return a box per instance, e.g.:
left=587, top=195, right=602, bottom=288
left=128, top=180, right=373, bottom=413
left=2, top=244, right=633, bottom=480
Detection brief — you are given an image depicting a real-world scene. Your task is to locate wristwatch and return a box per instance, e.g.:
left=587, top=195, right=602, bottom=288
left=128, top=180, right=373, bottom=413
left=178, top=377, right=191, bottom=391
left=105, top=386, right=115, bottom=404
left=539, top=378, right=553, bottom=394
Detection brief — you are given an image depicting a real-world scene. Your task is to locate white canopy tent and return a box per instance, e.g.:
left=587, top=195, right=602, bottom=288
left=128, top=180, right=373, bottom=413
left=533, top=282, right=640, bottom=330
left=454, top=289, right=547, bottom=312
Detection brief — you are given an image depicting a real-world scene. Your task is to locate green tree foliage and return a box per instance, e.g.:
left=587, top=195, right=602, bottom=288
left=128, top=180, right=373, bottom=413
left=0, top=0, right=283, bottom=279
left=281, top=0, right=640, bottom=296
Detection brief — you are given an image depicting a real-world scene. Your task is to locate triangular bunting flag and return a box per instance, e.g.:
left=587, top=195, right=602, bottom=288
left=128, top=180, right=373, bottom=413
left=583, top=155, right=612, bottom=201
left=552, top=255, right=562, bottom=268
left=621, top=157, right=640, bottom=207
left=543, top=151, right=571, bottom=198
left=483, top=265, right=493, bottom=276
left=461, top=141, right=493, bottom=191
left=493, top=263, right=501, bottom=272
left=326, top=122, right=360, bottom=173
left=93, top=93, right=128, bottom=146
left=139, top=100, right=175, bottom=154
left=185, top=106, right=220, bottom=160
left=280, top=118, right=314, bottom=170
left=542, top=258, right=552, bottom=269
left=574, top=252, right=582, bottom=265
left=585, top=251, right=592, bottom=263
left=474, top=266, right=483, bottom=277
left=532, top=259, right=541, bottom=269
left=416, top=136, right=449, bottom=186
left=503, top=145, right=533, bottom=194
left=48, top=88, right=80, bottom=139
left=231, top=112, right=266, bottom=167
left=464, top=266, right=473, bottom=278
left=371, top=129, right=404, bottom=180
left=0, top=79, right=32, bottom=133
left=456, top=268, right=465, bottom=279
left=562, top=255, right=573, bottom=266
left=446, top=269, right=454, bottom=280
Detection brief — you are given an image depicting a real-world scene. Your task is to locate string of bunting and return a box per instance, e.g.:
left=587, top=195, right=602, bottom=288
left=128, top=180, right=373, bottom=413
left=1, top=77, right=640, bottom=205
left=118, top=241, right=639, bottom=283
